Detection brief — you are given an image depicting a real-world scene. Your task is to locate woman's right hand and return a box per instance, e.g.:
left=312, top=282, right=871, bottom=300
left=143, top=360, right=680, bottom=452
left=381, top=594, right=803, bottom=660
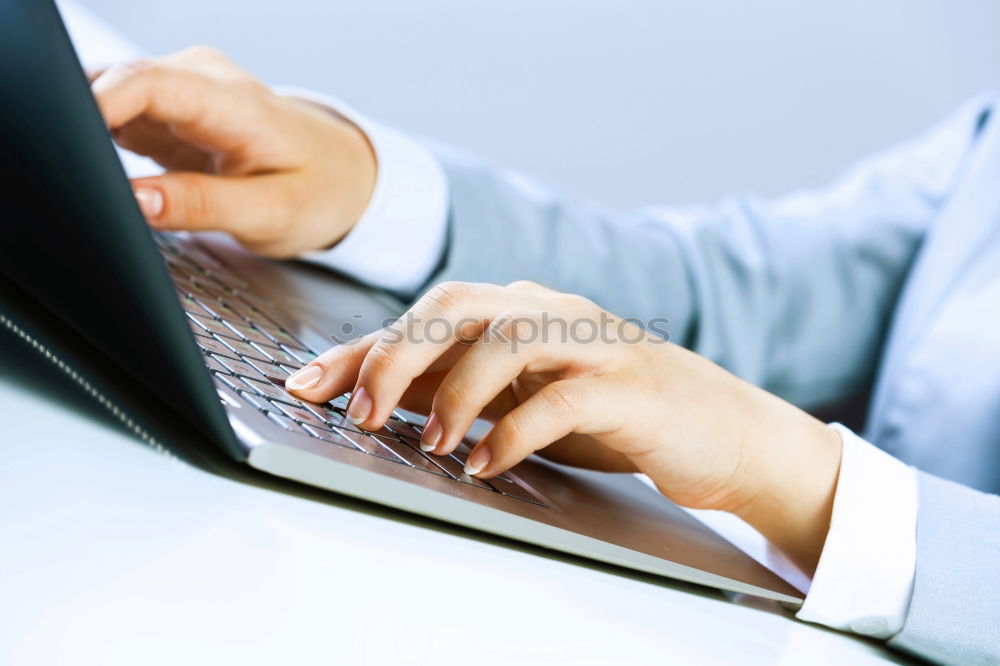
left=90, top=46, right=376, bottom=258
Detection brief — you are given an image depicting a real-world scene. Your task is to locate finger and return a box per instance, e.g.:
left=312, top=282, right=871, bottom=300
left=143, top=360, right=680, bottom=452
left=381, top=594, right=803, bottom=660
left=85, top=65, right=109, bottom=83
left=397, top=372, right=519, bottom=425
left=130, top=171, right=292, bottom=241
left=287, top=329, right=471, bottom=400
left=533, top=434, right=638, bottom=473
left=284, top=329, right=382, bottom=401
left=91, top=61, right=268, bottom=156
left=394, top=372, right=448, bottom=416
left=113, top=117, right=213, bottom=172
left=422, top=310, right=602, bottom=455
left=505, top=279, right=553, bottom=294
left=464, top=378, right=613, bottom=478
left=348, top=282, right=537, bottom=430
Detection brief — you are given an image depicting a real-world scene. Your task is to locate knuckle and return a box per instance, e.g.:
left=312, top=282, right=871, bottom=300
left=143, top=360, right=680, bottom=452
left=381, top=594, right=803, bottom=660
left=363, top=338, right=399, bottom=374
left=506, top=279, right=540, bottom=291
left=435, top=379, right=466, bottom=412
left=496, top=411, right=529, bottom=448
left=179, top=45, right=225, bottom=62
left=489, top=309, right=518, bottom=335
left=542, top=382, right=581, bottom=414
left=179, top=175, right=214, bottom=220
left=137, top=59, right=169, bottom=81
left=109, top=59, right=150, bottom=78
left=490, top=309, right=536, bottom=342
left=98, top=60, right=155, bottom=91
left=424, top=281, right=472, bottom=313
left=562, top=292, right=596, bottom=312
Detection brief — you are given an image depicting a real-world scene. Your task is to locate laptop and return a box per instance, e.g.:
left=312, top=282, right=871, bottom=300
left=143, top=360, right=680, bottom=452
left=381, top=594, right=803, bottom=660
left=0, top=0, right=802, bottom=605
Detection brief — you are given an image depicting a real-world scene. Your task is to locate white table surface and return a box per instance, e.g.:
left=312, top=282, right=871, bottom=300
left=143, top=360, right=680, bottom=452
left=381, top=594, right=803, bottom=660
left=0, top=348, right=911, bottom=666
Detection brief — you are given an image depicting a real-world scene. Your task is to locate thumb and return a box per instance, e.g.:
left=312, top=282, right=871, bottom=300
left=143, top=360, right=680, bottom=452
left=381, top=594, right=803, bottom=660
left=132, top=171, right=290, bottom=249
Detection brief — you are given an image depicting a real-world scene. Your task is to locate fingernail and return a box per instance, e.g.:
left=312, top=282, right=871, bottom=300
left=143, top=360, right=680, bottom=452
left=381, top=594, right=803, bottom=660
left=464, top=445, right=491, bottom=476
left=419, top=413, right=442, bottom=451
left=286, top=364, right=322, bottom=391
left=134, top=186, right=163, bottom=219
left=346, top=386, right=372, bottom=425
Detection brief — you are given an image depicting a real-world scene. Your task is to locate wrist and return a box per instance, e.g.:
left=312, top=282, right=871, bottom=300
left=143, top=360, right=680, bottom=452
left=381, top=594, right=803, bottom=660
left=732, top=391, right=843, bottom=575
left=282, top=95, right=377, bottom=249
left=323, top=116, right=377, bottom=241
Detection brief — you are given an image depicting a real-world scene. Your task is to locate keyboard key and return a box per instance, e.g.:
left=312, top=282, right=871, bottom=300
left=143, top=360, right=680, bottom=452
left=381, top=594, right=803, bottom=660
left=191, top=297, right=224, bottom=319
left=323, top=409, right=401, bottom=441
left=238, top=356, right=282, bottom=378
left=423, top=451, right=495, bottom=490
left=202, top=268, right=248, bottom=290
left=236, top=390, right=267, bottom=410
left=214, top=355, right=267, bottom=379
left=450, top=449, right=514, bottom=484
left=384, top=417, right=423, bottom=441
left=177, top=291, right=208, bottom=315
left=212, top=371, right=240, bottom=392
left=195, top=274, right=239, bottom=296
left=239, top=377, right=300, bottom=404
left=167, top=255, right=207, bottom=278
left=180, top=276, right=227, bottom=301
left=376, top=437, right=451, bottom=476
left=392, top=409, right=427, bottom=427
left=262, top=364, right=296, bottom=380
left=234, top=286, right=274, bottom=307
left=273, top=402, right=339, bottom=429
left=279, top=345, right=318, bottom=364
left=203, top=354, right=232, bottom=375
left=225, top=297, right=273, bottom=324
left=221, top=320, right=274, bottom=346
left=295, top=400, right=332, bottom=422
left=184, top=311, right=213, bottom=333
left=212, top=298, right=254, bottom=323
left=264, top=411, right=304, bottom=434
left=329, top=394, right=350, bottom=411
left=321, top=408, right=363, bottom=433
left=300, top=424, right=361, bottom=450
left=215, top=336, right=275, bottom=363
left=249, top=341, right=301, bottom=366
left=179, top=242, right=226, bottom=270
left=333, top=428, right=409, bottom=464
left=193, top=333, right=238, bottom=358
left=484, top=473, right=545, bottom=506
left=265, top=411, right=299, bottom=434
left=187, top=312, right=241, bottom=340
left=252, top=321, right=310, bottom=350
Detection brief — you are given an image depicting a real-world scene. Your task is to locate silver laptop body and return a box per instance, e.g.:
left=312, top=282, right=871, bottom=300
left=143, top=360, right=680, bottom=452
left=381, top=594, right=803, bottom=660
left=0, top=0, right=802, bottom=606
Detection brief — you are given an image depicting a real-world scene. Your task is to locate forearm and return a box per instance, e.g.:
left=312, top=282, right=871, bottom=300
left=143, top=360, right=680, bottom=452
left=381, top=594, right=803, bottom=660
left=729, top=384, right=843, bottom=575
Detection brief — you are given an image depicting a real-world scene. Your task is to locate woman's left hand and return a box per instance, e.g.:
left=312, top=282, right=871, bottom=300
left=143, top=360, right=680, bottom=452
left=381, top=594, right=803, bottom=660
left=286, top=280, right=842, bottom=573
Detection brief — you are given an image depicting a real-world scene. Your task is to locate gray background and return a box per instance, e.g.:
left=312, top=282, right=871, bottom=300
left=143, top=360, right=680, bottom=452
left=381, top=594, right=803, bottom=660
left=82, top=0, right=1000, bottom=208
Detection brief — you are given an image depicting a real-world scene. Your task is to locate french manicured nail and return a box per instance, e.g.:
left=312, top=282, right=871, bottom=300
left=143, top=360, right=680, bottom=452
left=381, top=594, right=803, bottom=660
left=346, top=386, right=372, bottom=425
left=464, top=445, right=491, bottom=476
left=134, top=186, right=163, bottom=218
left=420, top=413, right=443, bottom=451
left=286, top=364, right=322, bottom=391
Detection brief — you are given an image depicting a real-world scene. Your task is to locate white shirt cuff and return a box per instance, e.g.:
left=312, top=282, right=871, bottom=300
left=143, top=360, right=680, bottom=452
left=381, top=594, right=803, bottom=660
left=796, top=423, right=918, bottom=639
left=276, top=86, right=449, bottom=295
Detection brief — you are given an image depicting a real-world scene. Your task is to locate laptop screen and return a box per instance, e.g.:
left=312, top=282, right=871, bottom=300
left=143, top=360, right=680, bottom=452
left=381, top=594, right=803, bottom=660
left=0, top=0, right=240, bottom=457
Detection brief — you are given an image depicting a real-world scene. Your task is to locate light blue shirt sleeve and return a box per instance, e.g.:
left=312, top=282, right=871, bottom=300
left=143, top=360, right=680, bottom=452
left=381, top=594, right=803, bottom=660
left=428, top=97, right=988, bottom=409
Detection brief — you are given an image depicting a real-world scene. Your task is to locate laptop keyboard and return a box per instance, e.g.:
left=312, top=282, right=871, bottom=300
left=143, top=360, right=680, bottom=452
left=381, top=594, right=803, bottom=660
left=154, top=233, right=543, bottom=506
